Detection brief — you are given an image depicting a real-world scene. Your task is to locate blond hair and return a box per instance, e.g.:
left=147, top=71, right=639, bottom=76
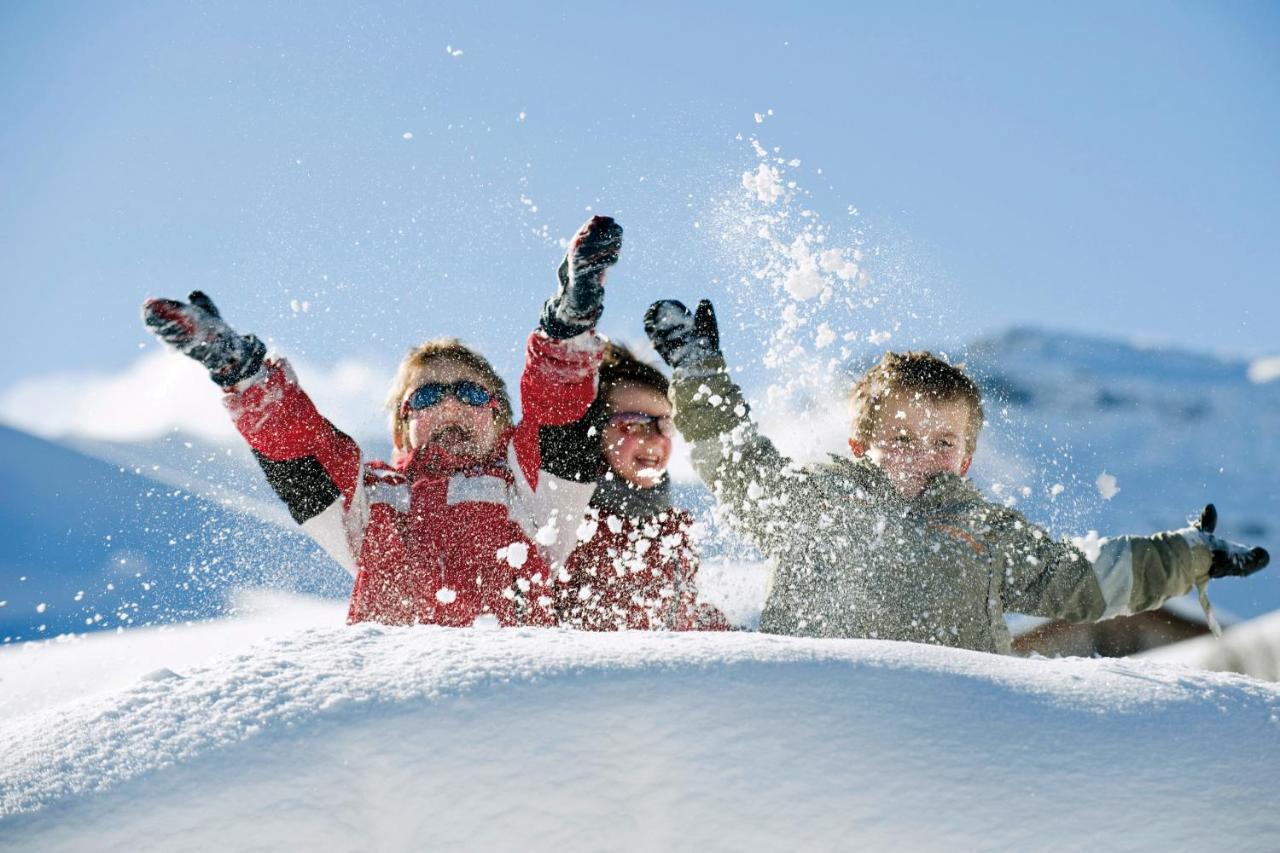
left=385, top=338, right=513, bottom=447
left=849, top=351, right=984, bottom=457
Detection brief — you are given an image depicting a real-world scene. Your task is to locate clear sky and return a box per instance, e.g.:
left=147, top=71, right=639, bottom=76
left=2, top=1, right=1277, bottom=400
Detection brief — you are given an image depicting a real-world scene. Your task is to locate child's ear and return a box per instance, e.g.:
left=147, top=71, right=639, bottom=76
left=848, top=438, right=867, bottom=458
left=960, top=455, right=972, bottom=476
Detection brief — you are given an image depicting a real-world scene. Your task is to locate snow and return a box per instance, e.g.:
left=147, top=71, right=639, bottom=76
left=741, top=163, right=783, bottom=204
left=0, top=591, right=341, bottom=719
left=2, top=594, right=1278, bottom=849
left=498, top=541, right=530, bottom=569
left=1139, top=609, right=1280, bottom=682
left=1096, top=471, right=1120, bottom=500
left=1247, top=356, right=1280, bottom=384
left=813, top=322, right=836, bottom=349
left=783, top=263, right=824, bottom=301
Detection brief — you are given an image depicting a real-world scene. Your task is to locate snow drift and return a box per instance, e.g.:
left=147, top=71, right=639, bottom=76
left=2, top=599, right=1278, bottom=851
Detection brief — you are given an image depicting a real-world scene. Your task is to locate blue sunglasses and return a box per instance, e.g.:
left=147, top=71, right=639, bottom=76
left=405, top=380, right=495, bottom=411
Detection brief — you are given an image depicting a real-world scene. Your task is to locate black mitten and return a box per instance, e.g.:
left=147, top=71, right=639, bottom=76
left=540, top=216, right=623, bottom=339
left=643, top=299, right=720, bottom=370
left=1193, top=504, right=1270, bottom=578
left=142, top=291, right=266, bottom=387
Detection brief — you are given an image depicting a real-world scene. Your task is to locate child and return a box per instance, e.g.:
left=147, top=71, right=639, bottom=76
left=141, top=216, right=623, bottom=629
left=643, top=299, right=1270, bottom=654
left=541, top=344, right=730, bottom=631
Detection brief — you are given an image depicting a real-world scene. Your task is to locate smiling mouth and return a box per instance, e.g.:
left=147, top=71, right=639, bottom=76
left=634, top=454, right=666, bottom=476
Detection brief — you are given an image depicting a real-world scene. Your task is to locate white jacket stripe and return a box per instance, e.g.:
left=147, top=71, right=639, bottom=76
left=505, top=440, right=597, bottom=569
left=300, top=500, right=360, bottom=577
left=1091, top=538, right=1135, bottom=619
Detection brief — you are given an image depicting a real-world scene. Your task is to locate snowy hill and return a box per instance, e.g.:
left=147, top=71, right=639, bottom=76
left=1, top=602, right=1278, bottom=850
left=0, top=425, right=349, bottom=643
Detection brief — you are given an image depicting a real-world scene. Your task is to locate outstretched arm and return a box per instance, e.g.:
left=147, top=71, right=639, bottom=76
left=142, top=292, right=366, bottom=575
left=513, top=215, right=622, bottom=478
left=142, top=291, right=266, bottom=387
left=996, top=503, right=1268, bottom=624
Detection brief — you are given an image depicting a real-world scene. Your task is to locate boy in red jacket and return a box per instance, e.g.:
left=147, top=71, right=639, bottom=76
left=142, top=216, right=622, bottom=628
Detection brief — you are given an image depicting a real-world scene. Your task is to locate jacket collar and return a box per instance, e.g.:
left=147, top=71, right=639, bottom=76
left=829, top=455, right=982, bottom=513
left=590, top=472, right=672, bottom=518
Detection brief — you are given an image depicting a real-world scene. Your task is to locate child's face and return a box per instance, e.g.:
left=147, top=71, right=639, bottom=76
left=861, top=388, right=972, bottom=499
left=398, top=359, right=501, bottom=460
left=601, top=382, right=673, bottom=488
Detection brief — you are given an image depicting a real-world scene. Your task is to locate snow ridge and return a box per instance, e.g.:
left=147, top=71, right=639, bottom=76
left=4, top=624, right=1279, bottom=848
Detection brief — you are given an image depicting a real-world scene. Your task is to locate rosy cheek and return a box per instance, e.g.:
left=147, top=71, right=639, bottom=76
left=643, top=433, right=672, bottom=453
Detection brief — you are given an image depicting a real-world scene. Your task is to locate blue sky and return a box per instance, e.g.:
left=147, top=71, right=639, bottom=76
left=2, top=0, right=1277, bottom=400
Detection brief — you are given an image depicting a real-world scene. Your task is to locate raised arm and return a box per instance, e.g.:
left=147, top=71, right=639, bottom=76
left=508, top=218, right=621, bottom=566
left=645, top=298, right=825, bottom=556
left=511, top=215, right=622, bottom=479
left=142, top=292, right=365, bottom=575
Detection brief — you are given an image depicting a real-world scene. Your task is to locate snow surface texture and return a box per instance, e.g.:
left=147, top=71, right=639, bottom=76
left=2, top=595, right=1279, bottom=851
left=1139, top=609, right=1280, bottom=682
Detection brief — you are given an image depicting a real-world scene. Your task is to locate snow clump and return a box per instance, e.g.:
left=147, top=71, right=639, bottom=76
left=742, top=163, right=784, bottom=204
left=1096, top=472, right=1120, bottom=501
left=1247, top=356, right=1280, bottom=384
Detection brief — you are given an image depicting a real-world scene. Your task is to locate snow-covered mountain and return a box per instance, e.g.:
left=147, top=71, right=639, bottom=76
left=0, top=425, right=350, bottom=643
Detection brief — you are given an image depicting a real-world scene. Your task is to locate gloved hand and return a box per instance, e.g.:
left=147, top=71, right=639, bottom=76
left=540, top=215, right=623, bottom=339
left=141, top=291, right=266, bottom=388
left=643, top=298, right=721, bottom=370
left=1191, top=504, right=1270, bottom=578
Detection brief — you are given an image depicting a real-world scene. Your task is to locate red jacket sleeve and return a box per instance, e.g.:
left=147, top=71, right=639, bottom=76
left=223, top=359, right=364, bottom=524
left=511, top=331, right=603, bottom=487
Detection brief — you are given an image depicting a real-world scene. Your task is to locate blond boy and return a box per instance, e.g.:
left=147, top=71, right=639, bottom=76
left=644, top=299, right=1269, bottom=653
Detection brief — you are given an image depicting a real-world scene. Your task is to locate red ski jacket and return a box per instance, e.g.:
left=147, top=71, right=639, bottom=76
left=223, top=331, right=601, bottom=628
left=556, top=507, right=731, bottom=632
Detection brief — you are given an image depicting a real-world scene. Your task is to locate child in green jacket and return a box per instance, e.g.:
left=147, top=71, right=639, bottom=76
left=642, top=299, right=1270, bottom=654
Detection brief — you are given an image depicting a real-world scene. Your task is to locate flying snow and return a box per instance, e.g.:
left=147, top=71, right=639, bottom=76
left=1096, top=472, right=1120, bottom=501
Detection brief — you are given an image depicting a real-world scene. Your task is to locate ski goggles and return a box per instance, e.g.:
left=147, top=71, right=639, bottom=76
left=404, top=380, right=496, bottom=411
left=606, top=411, right=674, bottom=437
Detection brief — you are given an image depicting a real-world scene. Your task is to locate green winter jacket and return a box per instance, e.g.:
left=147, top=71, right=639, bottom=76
left=669, top=355, right=1212, bottom=654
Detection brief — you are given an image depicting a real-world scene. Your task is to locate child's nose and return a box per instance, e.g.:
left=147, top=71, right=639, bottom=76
left=434, top=396, right=473, bottom=416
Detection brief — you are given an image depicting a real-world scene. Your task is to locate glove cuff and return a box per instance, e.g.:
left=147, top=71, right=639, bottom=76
left=210, top=334, right=267, bottom=388
left=671, top=349, right=728, bottom=380
left=539, top=297, right=598, bottom=340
